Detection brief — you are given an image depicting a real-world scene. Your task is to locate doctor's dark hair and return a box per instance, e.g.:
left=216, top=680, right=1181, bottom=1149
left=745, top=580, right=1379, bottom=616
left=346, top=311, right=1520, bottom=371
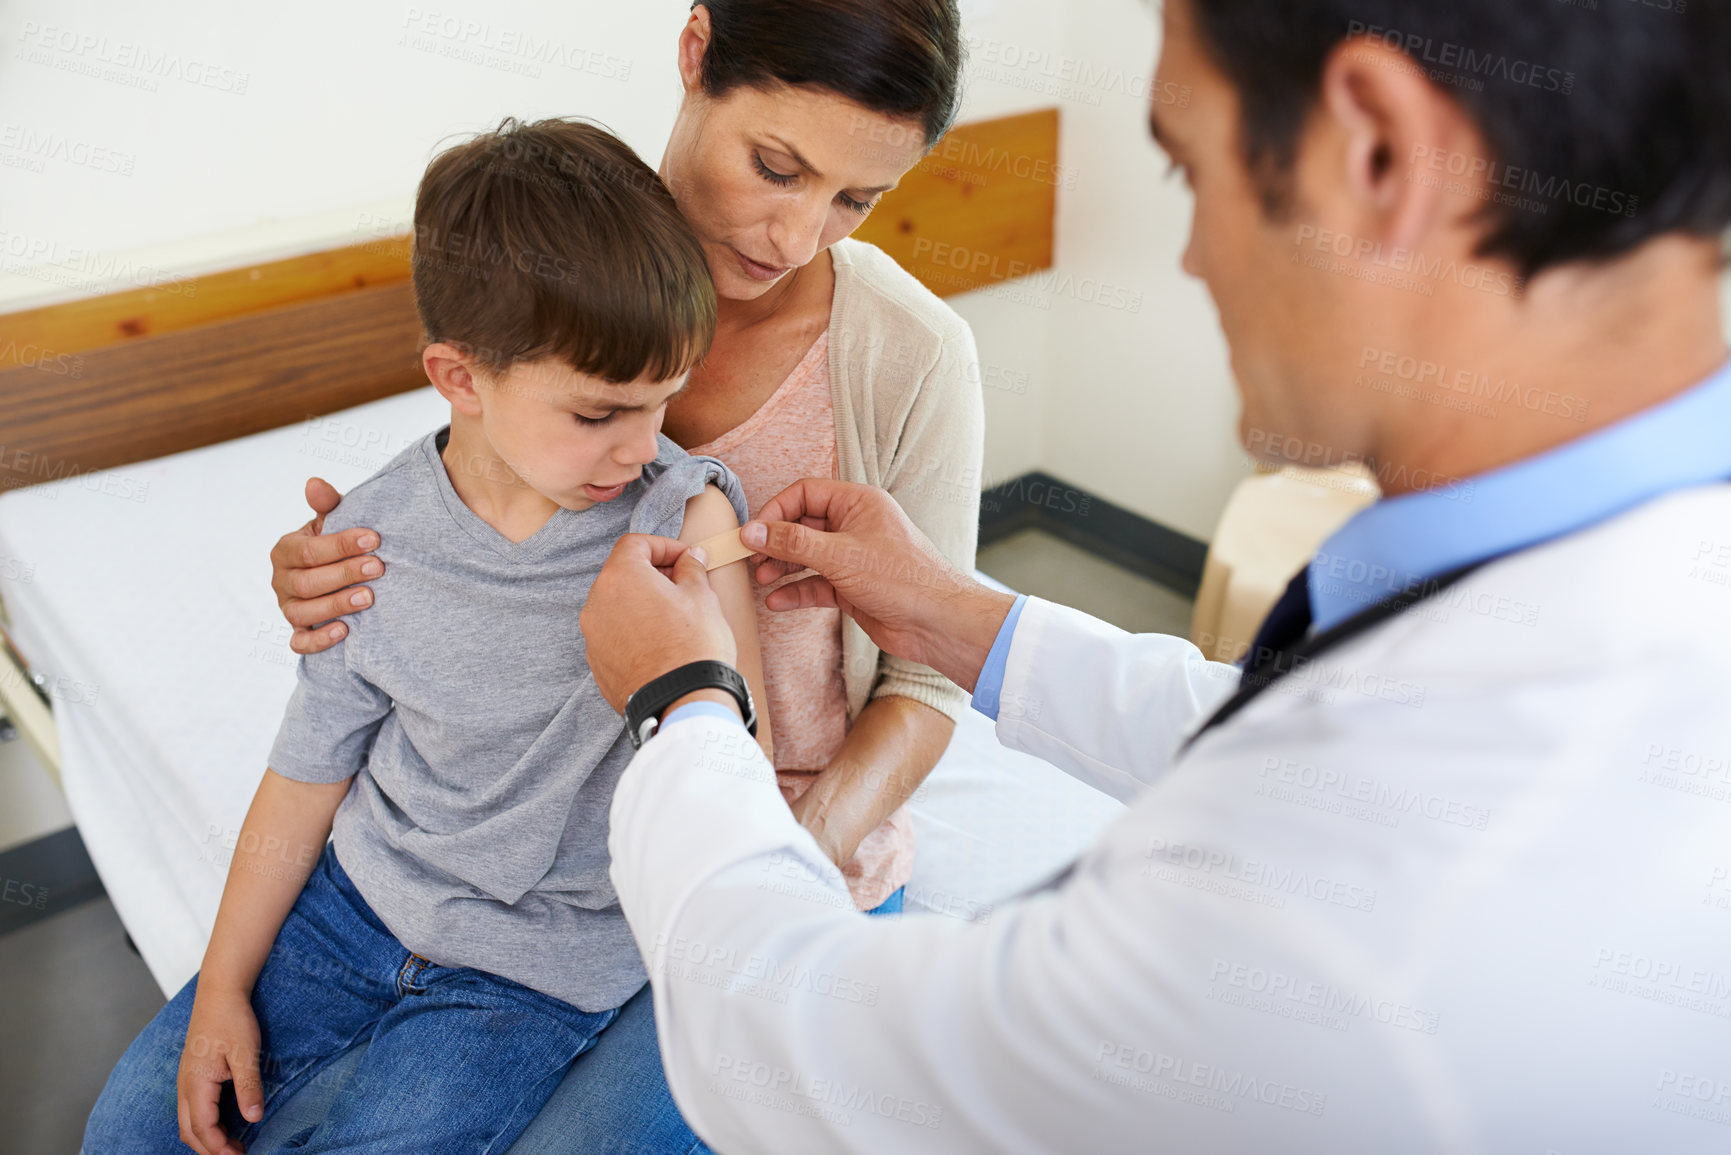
left=411, top=117, right=716, bottom=383
left=694, top=0, right=964, bottom=146
left=1185, top=0, right=1731, bottom=278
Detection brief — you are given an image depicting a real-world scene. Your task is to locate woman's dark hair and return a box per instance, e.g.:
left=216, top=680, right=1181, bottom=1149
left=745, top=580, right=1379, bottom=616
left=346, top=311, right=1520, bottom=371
left=1186, top=0, right=1731, bottom=279
left=696, top=0, right=965, bottom=146
left=412, top=118, right=715, bottom=384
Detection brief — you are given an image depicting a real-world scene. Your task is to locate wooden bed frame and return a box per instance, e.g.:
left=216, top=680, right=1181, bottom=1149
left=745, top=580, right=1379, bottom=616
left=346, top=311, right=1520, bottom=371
left=0, top=108, right=1061, bottom=782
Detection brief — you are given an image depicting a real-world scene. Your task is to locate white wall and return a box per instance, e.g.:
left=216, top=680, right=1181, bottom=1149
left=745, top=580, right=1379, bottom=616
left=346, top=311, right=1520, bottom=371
left=946, top=0, right=1252, bottom=540
left=0, top=739, right=71, bottom=854
left=0, top=0, right=691, bottom=298
left=0, top=0, right=1226, bottom=520
left=851, top=0, right=1252, bottom=534
left=1045, top=0, right=1252, bottom=540
left=966, top=0, right=1731, bottom=540
left=935, top=0, right=1067, bottom=487
left=0, top=0, right=1082, bottom=843
left=5, top=0, right=1724, bottom=843
left=7, top=0, right=1725, bottom=540
left=940, top=0, right=1244, bottom=509
left=0, top=0, right=1069, bottom=482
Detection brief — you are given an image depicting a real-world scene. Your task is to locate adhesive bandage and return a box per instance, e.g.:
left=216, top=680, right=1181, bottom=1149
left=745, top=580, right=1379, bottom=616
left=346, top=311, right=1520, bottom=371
left=692, top=527, right=755, bottom=571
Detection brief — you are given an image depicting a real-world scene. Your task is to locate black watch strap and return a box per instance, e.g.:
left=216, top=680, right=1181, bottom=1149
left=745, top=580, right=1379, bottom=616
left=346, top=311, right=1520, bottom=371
left=623, top=660, right=757, bottom=749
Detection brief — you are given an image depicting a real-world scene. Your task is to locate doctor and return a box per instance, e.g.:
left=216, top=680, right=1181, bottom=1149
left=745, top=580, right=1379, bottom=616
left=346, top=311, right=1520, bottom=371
left=582, top=0, right=1731, bottom=1150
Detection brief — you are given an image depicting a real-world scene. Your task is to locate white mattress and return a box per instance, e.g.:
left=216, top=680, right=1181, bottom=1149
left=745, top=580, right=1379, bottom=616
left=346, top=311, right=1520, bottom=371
left=0, top=388, right=1122, bottom=996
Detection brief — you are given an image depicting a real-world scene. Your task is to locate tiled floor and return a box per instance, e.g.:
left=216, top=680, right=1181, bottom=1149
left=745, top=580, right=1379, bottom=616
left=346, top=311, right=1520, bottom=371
left=977, top=527, right=1196, bottom=636
left=0, top=896, right=165, bottom=1152
left=0, top=526, right=1194, bottom=1146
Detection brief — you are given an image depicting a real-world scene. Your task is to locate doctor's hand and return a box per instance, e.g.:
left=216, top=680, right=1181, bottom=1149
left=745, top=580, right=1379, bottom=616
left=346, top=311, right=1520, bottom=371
left=581, top=534, right=738, bottom=714
left=742, top=479, right=1016, bottom=693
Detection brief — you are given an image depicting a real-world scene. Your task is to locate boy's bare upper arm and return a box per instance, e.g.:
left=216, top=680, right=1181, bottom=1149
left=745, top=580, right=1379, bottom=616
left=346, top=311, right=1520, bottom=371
left=678, top=483, right=742, bottom=546
left=260, top=767, right=356, bottom=827
left=678, top=484, right=774, bottom=758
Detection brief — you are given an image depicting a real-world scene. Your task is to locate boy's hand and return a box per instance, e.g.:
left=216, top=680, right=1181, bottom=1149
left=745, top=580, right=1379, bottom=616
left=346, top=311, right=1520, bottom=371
left=582, top=534, right=738, bottom=712
left=178, top=986, right=265, bottom=1155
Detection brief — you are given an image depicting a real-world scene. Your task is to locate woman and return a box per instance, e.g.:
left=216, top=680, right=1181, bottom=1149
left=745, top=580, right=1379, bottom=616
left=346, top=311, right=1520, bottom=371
left=257, top=1, right=979, bottom=1150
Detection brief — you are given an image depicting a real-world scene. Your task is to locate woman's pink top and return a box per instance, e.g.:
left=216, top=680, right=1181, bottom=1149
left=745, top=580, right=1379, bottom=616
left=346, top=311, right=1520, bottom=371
left=689, top=330, right=914, bottom=911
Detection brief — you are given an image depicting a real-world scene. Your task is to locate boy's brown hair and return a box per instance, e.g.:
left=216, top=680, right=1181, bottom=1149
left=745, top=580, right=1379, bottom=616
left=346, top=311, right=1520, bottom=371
left=412, top=117, right=715, bottom=384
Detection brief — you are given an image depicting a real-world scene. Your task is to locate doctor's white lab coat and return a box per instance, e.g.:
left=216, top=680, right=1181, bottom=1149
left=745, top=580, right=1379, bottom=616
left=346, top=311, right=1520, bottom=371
left=607, top=486, right=1731, bottom=1155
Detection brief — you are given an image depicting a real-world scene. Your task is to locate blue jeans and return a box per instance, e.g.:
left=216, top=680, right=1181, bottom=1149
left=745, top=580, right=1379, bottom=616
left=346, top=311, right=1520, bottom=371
left=84, top=842, right=619, bottom=1154
left=179, top=881, right=903, bottom=1153
left=91, top=843, right=905, bottom=1154
left=506, top=884, right=905, bottom=1153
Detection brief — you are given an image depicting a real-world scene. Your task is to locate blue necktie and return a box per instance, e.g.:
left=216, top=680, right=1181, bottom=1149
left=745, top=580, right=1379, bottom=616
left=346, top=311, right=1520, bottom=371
left=1241, top=566, right=1312, bottom=685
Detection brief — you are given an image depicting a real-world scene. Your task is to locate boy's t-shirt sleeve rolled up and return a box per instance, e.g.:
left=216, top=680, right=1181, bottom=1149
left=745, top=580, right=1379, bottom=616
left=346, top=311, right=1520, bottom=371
left=267, top=643, right=392, bottom=785
left=628, top=452, right=749, bottom=538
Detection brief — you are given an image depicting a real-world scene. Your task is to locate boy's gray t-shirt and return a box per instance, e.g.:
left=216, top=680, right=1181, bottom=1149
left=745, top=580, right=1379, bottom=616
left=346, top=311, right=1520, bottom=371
left=267, top=426, right=748, bottom=1011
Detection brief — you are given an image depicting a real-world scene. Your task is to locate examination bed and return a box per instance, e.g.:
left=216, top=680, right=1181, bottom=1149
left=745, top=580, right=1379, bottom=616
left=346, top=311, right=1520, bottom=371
left=0, top=385, right=1124, bottom=998
left=0, top=106, right=1129, bottom=996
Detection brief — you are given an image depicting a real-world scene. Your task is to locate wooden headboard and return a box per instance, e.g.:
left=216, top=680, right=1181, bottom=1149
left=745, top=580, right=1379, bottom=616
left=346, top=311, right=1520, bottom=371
left=0, top=108, right=1058, bottom=491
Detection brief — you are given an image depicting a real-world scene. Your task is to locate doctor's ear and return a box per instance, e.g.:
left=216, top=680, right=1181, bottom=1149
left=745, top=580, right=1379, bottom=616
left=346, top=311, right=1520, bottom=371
left=423, top=343, right=487, bottom=417
left=1315, top=34, right=1484, bottom=256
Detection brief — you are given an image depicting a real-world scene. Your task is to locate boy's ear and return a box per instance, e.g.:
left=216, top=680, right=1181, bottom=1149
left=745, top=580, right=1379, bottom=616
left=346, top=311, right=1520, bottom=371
left=423, top=343, right=485, bottom=417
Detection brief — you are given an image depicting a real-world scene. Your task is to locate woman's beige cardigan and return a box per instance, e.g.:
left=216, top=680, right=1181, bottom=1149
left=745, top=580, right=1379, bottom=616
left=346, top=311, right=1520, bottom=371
left=824, top=238, right=984, bottom=725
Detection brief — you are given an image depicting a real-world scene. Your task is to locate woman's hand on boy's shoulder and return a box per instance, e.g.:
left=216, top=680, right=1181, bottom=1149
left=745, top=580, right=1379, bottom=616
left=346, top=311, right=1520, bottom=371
left=270, top=477, right=385, bottom=656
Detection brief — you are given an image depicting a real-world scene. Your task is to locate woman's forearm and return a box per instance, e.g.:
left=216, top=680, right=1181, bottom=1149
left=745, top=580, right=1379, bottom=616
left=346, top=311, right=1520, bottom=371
left=197, top=769, right=353, bottom=997
left=789, top=695, right=954, bottom=868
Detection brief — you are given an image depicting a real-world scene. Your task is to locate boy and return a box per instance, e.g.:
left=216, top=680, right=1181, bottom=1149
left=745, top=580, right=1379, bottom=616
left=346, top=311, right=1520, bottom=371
left=86, top=118, right=770, bottom=1153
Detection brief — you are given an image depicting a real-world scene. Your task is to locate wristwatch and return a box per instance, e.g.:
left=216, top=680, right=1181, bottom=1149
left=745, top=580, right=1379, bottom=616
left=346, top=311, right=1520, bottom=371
left=623, top=659, right=757, bottom=750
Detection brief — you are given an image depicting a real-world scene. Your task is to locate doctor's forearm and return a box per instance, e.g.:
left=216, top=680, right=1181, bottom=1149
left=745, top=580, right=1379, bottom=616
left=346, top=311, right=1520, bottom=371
left=791, top=694, right=954, bottom=868
left=906, top=582, right=1018, bottom=693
